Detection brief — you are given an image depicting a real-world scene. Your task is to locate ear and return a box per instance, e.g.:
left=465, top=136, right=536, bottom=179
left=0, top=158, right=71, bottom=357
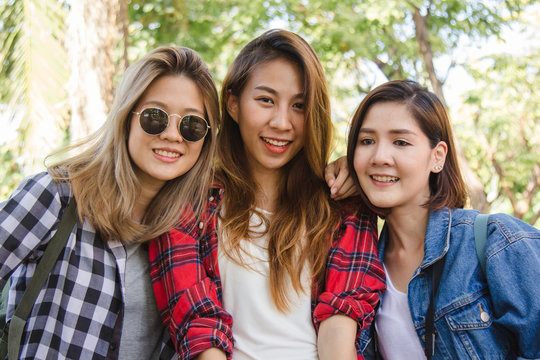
left=227, top=92, right=239, bottom=124
left=431, top=141, right=448, bottom=173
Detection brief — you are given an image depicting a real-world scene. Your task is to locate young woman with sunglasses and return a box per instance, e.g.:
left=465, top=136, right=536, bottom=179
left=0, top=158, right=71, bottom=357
left=330, top=80, right=540, bottom=359
left=0, top=46, right=218, bottom=359
left=149, top=29, right=386, bottom=360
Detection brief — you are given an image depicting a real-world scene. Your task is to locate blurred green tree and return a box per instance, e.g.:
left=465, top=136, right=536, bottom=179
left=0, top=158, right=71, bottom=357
left=0, top=0, right=69, bottom=175
left=281, top=0, right=532, bottom=212
left=0, top=0, right=538, bottom=225
left=460, top=49, right=540, bottom=224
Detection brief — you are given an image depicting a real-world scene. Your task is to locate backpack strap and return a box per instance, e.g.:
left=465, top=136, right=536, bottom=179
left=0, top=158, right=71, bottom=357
left=473, top=214, right=489, bottom=274
left=7, top=197, right=77, bottom=360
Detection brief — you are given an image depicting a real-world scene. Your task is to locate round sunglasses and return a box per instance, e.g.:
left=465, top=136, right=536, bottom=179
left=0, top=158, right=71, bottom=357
left=133, top=107, right=210, bottom=142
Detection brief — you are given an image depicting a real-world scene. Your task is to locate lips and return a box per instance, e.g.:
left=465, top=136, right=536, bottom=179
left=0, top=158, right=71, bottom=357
left=261, top=136, right=292, bottom=154
left=153, top=149, right=181, bottom=158
left=261, top=137, right=291, bottom=147
left=371, top=175, right=399, bottom=183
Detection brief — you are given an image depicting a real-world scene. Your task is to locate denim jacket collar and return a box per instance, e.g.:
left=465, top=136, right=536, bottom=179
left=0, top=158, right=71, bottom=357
left=378, top=207, right=452, bottom=269
left=421, top=207, right=452, bottom=268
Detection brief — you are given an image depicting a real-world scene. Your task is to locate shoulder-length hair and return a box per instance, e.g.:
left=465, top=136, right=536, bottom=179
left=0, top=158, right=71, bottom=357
left=217, top=29, right=340, bottom=311
left=48, top=46, right=219, bottom=242
left=347, top=79, right=467, bottom=217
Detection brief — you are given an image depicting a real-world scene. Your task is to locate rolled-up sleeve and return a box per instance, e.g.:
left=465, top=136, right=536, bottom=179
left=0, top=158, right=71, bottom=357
left=149, top=222, right=233, bottom=359
left=313, top=210, right=386, bottom=352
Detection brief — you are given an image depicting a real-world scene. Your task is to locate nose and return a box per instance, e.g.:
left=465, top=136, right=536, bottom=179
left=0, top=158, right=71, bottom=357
left=159, top=115, right=183, bottom=142
left=371, top=142, right=393, bottom=166
left=269, top=105, right=293, bottom=131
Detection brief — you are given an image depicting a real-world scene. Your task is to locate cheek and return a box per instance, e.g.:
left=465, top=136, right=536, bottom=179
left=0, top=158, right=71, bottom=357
left=127, top=124, right=137, bottom=159
left=187, top=142, right=206, bottom=166
left=352, top=146, right=366, bottom=177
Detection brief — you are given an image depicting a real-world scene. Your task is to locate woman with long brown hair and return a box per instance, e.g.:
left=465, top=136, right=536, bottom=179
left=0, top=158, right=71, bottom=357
left=150, top=29, right=385, bottom=359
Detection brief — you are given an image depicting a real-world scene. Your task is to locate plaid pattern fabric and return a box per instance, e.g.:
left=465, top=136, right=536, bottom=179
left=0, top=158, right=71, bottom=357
left=149, top=186, right=386, bottom=360
left=0, top=172, right=177, bottom=360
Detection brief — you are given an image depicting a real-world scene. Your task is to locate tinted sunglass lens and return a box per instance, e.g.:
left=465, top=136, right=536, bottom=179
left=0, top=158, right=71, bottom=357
left=139, top=108, right=168, bottom=135
left=179, top=115, right=208, bottom=142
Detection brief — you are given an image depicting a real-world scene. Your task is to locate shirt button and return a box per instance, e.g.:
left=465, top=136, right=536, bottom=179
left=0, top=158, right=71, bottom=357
left=480, top=311, right=490, bottom=322
left=199, top=222, right=204, bottom=229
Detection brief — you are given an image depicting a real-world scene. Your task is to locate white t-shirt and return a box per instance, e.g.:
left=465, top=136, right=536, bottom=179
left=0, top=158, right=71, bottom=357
left=375, top=265, right=426, bottom=360
left=218, top=209, right=318, bottom=360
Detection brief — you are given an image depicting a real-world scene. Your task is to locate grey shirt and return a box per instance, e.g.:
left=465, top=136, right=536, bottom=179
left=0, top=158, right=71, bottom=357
left=119, top=242, right=164, bottom=360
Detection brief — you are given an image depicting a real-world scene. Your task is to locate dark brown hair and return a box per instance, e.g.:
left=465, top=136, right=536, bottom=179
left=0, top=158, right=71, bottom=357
left=217, top=29, right=339, bottom=311
left=346, top=80, right=467, bottom=216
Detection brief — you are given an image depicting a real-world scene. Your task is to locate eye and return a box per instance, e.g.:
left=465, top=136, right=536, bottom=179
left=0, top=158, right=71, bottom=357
left=358, top=138, right=375, bottom=145
left=394, top=139, right=410, bottom=146
left=257, top=97, right=274, bottom=104
left=292, top=102, right=304, bottom=110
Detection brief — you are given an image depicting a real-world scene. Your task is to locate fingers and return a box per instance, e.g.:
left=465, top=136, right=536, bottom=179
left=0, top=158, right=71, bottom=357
left=330, top=159, right=350, bottom=199
left=324, top=156, right=355, bottom=199
left=332, top=176, right=359, bottom=200
left=324, top=160, right=338, bottom=188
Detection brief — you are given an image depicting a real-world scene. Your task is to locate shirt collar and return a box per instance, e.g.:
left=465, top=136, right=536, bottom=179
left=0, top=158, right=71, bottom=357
left=377, top=207, right=452, bottom=268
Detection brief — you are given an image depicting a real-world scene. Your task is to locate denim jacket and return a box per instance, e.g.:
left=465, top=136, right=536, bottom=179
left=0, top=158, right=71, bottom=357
left=360, top=207, right=540, bottom=360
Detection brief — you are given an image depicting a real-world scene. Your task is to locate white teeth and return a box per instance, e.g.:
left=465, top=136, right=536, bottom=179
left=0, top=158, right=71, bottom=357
left=262, top=137, right=290, bottom=146
left=154, top=149, right=181, bottom=158
left=372, top=175, right=399, bottom=182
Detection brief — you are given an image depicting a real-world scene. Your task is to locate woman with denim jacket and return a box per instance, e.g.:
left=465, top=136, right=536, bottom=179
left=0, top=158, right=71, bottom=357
left=339, top=79, right=540, bottom=359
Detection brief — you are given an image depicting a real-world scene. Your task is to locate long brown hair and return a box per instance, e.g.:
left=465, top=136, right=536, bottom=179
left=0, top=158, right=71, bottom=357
left=347, top=79, right=467, bottom=217
left=48, top=46, right=219, bottom=242
left=217, top=29, right=340, bottom=311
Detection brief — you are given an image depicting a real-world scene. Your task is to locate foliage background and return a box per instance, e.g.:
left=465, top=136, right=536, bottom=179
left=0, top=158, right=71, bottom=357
left=1, top=0, right=539, bottom=226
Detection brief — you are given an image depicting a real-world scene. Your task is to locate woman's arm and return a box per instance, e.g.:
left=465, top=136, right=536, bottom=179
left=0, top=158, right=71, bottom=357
left=149, top=195, right=234, bottom=359
left=318, top=314, right=357, bottom=360
left=0, top=172, right=66, bottom=284
left=313, top=209, right=385, bottom=358
left=196, top=348, right=227, bottom=360
left=485, top=214, right=540, bottom=359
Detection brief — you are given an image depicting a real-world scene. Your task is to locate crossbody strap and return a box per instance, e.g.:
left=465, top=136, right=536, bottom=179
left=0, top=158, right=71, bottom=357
left=473, top=214, right=489, bottom=274
left=7, top=197, right=77, bottom=360
left=424, top=255, right=446, bottom=360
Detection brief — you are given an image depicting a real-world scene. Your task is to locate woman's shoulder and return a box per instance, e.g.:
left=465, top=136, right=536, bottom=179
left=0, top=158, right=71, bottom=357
left=334, top=197, right=378, bottom=236
left=337, top=197, right=376, bottom=220
left=10, top=171, right=70, bottom=200
left=451, top=208, right=538, bottom=234
left=450, top=208, right=539, bottom=253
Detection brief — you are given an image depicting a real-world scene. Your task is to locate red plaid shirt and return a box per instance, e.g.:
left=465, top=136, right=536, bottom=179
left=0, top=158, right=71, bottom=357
left=149, top=186, right=386, bottom=359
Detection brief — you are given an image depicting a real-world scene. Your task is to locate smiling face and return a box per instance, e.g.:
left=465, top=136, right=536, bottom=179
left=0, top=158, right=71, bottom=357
left=353, top=101, right=447, bottom=212
left=128, top=74, right=206, bottom=193
left=227, top=58, right=305, bottom=180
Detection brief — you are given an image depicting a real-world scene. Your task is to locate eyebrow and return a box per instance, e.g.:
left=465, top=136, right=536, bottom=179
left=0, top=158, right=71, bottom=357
left=254, top=85, right=304, bottom=99
left=141, top=101, right=205, bottom=117
left=359, top=128, right=417, bottom=135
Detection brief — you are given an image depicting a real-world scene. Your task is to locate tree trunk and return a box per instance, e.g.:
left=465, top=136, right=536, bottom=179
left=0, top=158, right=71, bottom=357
left=412, top=7, right=489, bottom=212
left=66, top=0, right=120, bottom=141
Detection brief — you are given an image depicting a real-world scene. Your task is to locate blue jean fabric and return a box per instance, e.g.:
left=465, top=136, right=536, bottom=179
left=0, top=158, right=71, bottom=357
left=360, top=208, right=540, bottom=359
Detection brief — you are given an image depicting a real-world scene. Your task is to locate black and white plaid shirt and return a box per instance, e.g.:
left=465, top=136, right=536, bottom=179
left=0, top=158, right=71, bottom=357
left=0, top=172, right=177, bottom=359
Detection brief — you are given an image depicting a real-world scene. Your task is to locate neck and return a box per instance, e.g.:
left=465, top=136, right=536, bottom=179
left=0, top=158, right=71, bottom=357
left=385, top=206, right=429, bottom=252
left=252, top=169, right=282, bottom=212
left=132, top=185, right=161, bottom=223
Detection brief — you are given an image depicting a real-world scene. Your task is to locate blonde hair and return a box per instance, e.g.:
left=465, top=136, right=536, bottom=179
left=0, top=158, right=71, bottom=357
left=48, top=46, right=219, bottom=242
left=217, top=29, right=340, bottom=311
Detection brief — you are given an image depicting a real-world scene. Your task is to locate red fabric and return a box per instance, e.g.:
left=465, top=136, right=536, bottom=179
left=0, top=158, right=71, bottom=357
left=149, top=187, right=385, bottom=359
